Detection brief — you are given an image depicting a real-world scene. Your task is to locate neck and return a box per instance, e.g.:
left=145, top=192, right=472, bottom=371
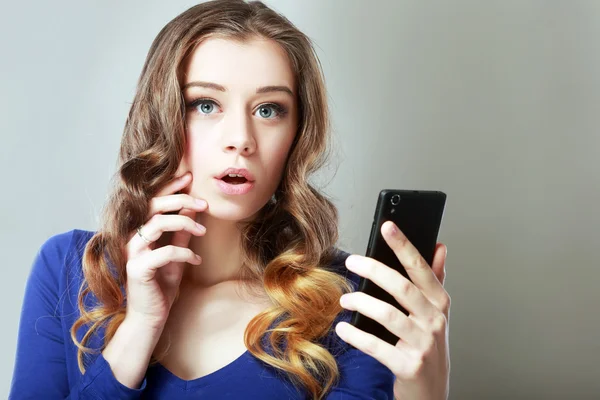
left=183, top=213, right=244, bottom=288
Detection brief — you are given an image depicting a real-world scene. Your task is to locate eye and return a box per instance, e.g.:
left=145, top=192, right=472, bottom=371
left=188, top=99, right=219, bottom=115
left=186, top=98, right=288, bottom=119
left=254, top=103, right=287, bottom=119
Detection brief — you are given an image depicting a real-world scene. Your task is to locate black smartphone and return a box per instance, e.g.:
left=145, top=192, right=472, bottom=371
left=350, top=189, right=447, bottom=346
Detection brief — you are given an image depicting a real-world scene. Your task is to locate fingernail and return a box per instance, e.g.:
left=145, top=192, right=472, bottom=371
left=345, top=255, right=363, bottom=271
left=196, top=223, right=206, bottom=232
left=335, top=322, right=349, bottom=338
left=195, top=198, right=206, bottom=206
left=339, top=294, right=349, bottom=307
left=388, top=222, right=398, bottom=235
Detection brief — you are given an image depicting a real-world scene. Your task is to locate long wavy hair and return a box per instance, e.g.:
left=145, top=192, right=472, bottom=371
left=70, top=0, right=353, bottom=398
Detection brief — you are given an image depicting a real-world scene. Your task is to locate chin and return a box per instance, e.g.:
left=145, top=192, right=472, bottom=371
left=205, top=197, right=269, bottom=222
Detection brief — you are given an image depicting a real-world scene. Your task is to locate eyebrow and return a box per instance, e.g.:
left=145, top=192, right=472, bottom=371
left=181, top=81, right=294, bottom=97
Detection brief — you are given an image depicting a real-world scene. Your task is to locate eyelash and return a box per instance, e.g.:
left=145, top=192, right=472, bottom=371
left=186, top=97, right=288, bottom=120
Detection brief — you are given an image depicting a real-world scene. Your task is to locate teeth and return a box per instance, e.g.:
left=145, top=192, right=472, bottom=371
left=227, top=173, right=244, bottom=178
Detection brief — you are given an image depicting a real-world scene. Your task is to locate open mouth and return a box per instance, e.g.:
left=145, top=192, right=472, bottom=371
left=215, top=168, right=255, bottom=195
left=221, top=174, right=248, bottom=185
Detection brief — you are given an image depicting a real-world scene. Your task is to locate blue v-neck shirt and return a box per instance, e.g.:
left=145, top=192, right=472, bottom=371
left=9, top=229, right=394, bottom=399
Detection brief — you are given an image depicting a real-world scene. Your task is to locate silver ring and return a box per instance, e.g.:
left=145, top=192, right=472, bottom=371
left=136, top=225, right=152, bottom=244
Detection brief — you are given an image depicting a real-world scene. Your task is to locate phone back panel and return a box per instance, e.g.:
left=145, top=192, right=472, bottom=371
left=350, top=189, right=447, bottom=346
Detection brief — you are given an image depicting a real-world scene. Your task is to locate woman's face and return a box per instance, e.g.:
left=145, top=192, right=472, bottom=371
left=178, top=36, right=298, bottom=221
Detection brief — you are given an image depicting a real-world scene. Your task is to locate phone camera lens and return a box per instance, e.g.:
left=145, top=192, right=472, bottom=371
left=391, top=194, right=401, bottom=205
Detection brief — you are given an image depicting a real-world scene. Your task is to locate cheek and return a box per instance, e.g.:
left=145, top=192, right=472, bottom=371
left=263, top=137, right=295, bottom=180
left=184, top=130, right=214, bottom=171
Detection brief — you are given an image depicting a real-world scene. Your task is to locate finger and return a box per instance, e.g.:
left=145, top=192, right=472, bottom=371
left=340, top=291, right=425, bottom=348
left=170, top=208, right=198, bottom=249
left=335, top=321, right=410, bottom=377
left=128, top=245, right=202, bottom=283
left=156, top=172, right=192, bottom=197
left=431, top=243, right=447, bottom=286
left=129, top=214, right=205, bottom=254
left=161, top=209, right=196, bottom=284
left=380, top=221, right=448, bottom=309
left=148, top=193, right=207, bottom=219
left=346, top=254, right=436, bottom=317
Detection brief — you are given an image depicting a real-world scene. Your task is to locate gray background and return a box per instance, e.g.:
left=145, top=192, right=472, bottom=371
left=2, top=0, right=599, bottom=398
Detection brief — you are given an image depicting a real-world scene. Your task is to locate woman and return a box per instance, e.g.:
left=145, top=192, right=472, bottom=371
left=9, top=0, right=450, bottom=399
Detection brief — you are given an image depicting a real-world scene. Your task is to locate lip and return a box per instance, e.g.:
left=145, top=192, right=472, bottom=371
left=214, top=179, right=255, bottom=195
left=216, top=167, right=256, bottom=182
left=214, top=167, right=256, bottom=195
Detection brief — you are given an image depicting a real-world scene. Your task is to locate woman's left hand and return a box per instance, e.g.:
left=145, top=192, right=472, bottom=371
left=335, top=221, right=450, bottom=400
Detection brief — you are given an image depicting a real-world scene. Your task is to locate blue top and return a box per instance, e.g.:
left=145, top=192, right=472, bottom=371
left=9, top=229, right=394, bottom=399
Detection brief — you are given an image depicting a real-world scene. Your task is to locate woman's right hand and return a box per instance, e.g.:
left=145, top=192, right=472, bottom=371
left=123, top=172, right=207, bottom=329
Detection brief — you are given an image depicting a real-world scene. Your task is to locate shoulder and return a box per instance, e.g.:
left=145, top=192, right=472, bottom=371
left=39, top=229, right=95, bottom=255
left=31, top=229, right=96, bottom=285
left=37, top=228, right=95, bottom=265
left=21, top=229, right=97, bottom=333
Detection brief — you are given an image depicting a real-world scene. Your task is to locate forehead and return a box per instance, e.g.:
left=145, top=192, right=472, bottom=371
left=180, top=36, right=295, bottom=91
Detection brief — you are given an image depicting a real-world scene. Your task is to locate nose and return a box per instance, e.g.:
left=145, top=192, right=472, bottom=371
left=221, top=108, right=257, bottom=156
